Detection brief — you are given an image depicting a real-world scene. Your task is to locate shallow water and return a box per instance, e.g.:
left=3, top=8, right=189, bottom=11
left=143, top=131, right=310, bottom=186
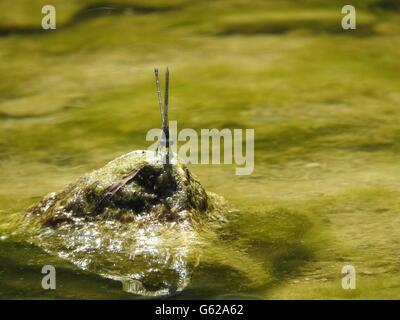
left=1, top=0, right=400, bottom=300
left=0, top=142, right=316, bottom=299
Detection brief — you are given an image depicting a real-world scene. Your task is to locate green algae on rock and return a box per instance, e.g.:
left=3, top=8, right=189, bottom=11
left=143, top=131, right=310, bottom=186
left=23, top=150, right=228, bottom=296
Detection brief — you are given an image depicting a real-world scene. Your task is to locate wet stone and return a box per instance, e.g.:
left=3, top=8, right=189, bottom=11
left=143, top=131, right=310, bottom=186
left=23, top=150, right=227, bottom=296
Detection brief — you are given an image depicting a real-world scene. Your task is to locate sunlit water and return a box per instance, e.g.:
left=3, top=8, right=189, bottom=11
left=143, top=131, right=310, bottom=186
left=0, top=136, right=321, bottom=300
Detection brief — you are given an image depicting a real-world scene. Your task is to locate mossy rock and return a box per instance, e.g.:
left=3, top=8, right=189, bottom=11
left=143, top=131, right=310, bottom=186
left=23, top=150, right=227, bottom=296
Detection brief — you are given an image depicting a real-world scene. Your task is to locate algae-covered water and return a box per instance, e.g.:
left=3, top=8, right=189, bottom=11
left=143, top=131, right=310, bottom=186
left=1, top=0, right=400, bottom=299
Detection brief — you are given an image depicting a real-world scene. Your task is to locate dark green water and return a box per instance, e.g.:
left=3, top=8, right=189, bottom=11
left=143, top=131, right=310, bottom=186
left=1, top=0, right=400, bottom=300
left=0, top=148, right=314, bottom=300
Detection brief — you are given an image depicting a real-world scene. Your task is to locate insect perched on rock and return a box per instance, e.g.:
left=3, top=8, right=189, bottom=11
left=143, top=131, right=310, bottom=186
left=20, top=69, right=268, bottom=296
left=88, top=68, right=173, bottom=215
